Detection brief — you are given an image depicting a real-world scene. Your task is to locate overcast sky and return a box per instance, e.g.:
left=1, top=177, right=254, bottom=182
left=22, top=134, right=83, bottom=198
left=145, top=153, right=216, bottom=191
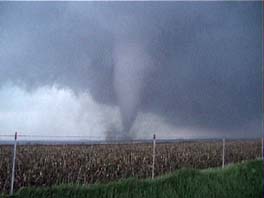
left=0, top=2, right=262, bottom=140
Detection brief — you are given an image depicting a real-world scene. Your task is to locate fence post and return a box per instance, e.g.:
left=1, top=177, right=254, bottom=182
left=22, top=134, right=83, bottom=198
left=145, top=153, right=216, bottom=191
left=10, top=132, right=17, bottom=196
left=222, top=138, right=225, bottom=168
left=261, top=137, right=264, bottom=160
left=152, top=134, right=156, bottom=179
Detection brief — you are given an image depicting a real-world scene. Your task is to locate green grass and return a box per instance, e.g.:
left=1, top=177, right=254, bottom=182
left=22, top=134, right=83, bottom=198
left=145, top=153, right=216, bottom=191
left=10, top=160, right=263, bottom=198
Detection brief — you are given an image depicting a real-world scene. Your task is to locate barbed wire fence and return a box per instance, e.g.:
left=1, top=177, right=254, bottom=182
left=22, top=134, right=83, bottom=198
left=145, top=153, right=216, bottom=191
left=0, top=132, right=262, bottom=196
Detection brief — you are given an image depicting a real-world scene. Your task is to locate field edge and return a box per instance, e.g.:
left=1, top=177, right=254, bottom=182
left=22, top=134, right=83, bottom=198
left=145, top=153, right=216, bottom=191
left=6, top=159, right=262, bottom=198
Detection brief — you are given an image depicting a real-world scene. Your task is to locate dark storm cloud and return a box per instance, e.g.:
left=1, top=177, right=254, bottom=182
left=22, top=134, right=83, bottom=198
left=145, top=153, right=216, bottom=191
left=0, top=2, right=262, bottom=137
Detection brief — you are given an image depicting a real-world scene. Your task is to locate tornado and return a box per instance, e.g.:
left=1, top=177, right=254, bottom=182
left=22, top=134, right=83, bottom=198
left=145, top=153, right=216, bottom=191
left=113, top=41, right=150, bottom=138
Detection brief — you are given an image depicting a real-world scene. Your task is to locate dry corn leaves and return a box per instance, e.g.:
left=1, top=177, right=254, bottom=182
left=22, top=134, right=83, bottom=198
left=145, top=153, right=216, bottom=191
left=0, top=140, right=261, bottom=193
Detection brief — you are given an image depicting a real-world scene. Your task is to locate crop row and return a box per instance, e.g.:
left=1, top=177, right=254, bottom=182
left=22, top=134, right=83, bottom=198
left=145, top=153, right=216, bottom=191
left=0, top=140, right=261, bottom=193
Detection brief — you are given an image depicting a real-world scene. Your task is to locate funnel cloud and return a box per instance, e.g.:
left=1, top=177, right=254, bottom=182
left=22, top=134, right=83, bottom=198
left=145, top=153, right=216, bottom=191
left=114, top=41, right=151, bottom=136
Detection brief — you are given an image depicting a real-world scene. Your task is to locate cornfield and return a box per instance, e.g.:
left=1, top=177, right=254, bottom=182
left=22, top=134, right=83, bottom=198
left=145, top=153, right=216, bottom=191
left=0, top=139, right=261, bottom=193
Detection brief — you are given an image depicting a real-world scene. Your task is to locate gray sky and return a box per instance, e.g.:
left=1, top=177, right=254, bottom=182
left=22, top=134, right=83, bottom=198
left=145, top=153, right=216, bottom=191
left=0, top=2, right=262, bottom=139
